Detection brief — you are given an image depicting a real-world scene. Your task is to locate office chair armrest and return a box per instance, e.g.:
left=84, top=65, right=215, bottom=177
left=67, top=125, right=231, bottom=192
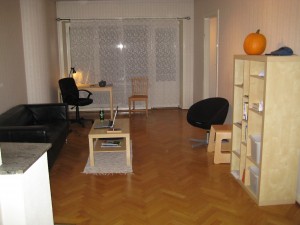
left=79, top=89, right=93, bottom=99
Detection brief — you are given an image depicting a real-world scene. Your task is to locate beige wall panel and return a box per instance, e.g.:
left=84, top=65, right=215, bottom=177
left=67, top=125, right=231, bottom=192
left=0, top=0, right=27, bottom=113
left=20, top=0, right=59, bottom=104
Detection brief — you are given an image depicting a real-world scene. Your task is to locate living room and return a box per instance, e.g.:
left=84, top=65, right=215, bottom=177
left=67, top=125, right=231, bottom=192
left=1, top=0, right=300, bottom=224
left=2, top=0, right=300, bottom=114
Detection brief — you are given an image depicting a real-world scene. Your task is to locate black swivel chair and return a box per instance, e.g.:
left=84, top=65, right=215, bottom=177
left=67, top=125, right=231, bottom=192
left=187, top=97, right=229, bottom=148
left=59, top=77, right=93, bottom=126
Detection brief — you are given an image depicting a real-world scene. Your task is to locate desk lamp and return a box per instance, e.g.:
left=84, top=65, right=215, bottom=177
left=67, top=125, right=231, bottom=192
left=68, top=67, right=76, bottom=78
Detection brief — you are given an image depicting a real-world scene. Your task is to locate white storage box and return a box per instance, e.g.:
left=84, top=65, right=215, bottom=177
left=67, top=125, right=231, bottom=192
left=249, top=166, right=259, bottom=196
left=250, top=134, right=261, bottom=164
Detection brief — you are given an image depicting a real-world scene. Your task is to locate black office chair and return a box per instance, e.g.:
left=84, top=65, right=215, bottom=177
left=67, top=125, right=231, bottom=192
left=187, top=97, right=229, bottom=148
left=59, top=77, right=93, bottom=126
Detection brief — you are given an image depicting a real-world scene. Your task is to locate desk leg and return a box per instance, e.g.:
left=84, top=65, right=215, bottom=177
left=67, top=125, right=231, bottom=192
left=89, top=138, right=95, bottom=166
left=125, top=136, right=131, bottom=166
left=109, top=89, right=113, bottom=119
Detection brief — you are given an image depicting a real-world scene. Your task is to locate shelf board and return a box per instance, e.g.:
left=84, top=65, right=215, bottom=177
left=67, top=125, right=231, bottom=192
left=231, top=170, right=240, bottom=180
left=242, top=119, right=248, bottom=123
left=249, top=108, right=263, bottom=115
left=232, top=150, right=240, bottom=158
left=250, top=75, right=265, bottom=80
left=234, top=84, right=243, bottom=88
left=233, top=122, right=242, bottom=128
left=246, top=156, right=260, bottom=167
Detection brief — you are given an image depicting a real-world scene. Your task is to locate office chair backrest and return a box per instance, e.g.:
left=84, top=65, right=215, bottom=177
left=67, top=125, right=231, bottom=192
left=59, top=78, right=79, bottom=105
left=187, top=97, right=229, bottom=130
left=131, top=76, right=148, bottom=96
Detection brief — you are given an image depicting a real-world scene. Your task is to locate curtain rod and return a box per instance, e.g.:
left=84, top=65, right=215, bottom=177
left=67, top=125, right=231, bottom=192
left=56, top=16, right=190, bottom=22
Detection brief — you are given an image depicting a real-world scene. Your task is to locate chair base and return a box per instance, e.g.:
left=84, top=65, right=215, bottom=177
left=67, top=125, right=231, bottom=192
left=70, top=106, right=94, bottom=127
left=189, top=131, right=210, bottom=148
left=190, top=138, right=208, bottom=148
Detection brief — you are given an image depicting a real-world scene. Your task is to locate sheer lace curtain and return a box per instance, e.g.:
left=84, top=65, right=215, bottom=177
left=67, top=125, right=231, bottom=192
left=70, top=19, right=179, bottom=109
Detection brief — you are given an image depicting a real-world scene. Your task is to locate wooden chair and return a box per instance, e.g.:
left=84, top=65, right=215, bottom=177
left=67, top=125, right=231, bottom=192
left=128, top=76, right=149, bottom=117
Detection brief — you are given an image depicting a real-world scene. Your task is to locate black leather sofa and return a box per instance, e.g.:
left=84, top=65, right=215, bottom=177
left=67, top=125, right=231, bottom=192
left=0, top=103, right=69, bottom=169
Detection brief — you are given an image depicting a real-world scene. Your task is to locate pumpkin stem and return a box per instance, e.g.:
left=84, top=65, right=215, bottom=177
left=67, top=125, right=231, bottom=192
left=256, top=29, right=260, bottom=34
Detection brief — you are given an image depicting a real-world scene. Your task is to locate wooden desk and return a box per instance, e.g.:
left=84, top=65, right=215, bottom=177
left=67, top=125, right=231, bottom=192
left=77, top=84, right=114, bottom=119
left=88, top=118, right=131, bottom=167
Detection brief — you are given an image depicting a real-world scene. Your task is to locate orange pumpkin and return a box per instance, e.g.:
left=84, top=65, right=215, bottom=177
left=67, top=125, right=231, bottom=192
left=243, top=29, right=267, bottom=55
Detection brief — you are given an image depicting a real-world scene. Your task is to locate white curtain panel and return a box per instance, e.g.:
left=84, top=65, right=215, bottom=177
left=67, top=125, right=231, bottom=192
left=70, top=19, right=180, bottom=109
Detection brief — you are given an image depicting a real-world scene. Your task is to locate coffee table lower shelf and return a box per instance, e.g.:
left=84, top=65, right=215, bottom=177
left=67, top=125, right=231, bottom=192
left=94, top=138, right=126, bottom=152
left=88, top=118, right=131, bottom=167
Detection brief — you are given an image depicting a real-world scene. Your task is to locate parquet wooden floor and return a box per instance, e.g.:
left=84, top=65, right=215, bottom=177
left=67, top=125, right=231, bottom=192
left=50, top=109, right=300, bottom=225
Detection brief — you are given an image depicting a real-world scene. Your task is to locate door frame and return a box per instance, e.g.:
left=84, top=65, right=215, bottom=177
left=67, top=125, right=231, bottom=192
left=203, top=9, right=220, bottom=98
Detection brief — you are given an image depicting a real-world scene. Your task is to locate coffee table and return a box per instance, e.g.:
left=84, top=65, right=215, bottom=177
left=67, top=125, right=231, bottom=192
left=88, top=118, right=131, bottom=167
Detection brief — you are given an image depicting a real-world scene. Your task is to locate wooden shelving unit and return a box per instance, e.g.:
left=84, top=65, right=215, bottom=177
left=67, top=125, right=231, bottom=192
left=230, top=55, right=300, bottom=206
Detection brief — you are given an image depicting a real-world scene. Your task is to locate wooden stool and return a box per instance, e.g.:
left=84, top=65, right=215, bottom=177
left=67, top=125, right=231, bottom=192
left=207, top=124, right=232, bottom=164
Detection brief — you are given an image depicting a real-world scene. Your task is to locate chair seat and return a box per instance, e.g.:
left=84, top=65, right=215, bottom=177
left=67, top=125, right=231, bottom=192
left=129, top=95, right=148, bottom=100
left=78, top=98, right=93, bottom=106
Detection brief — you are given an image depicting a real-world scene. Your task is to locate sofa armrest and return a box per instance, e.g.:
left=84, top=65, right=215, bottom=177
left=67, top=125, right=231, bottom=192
left=0, top=125, right=48, bottom=142
left=26, top=103, right=69, bottom=122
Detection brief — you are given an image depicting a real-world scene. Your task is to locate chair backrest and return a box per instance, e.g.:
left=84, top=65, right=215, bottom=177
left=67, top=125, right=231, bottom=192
left=187, top=97, right=229, bottom=130
left=131, top=76, right=148, bottom=96
left=58, top=78, right=79, bottom=105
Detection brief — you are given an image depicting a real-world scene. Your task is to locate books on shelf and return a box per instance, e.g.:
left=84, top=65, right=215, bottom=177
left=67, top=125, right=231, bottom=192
left=244, top=124, right=248, bottom=142
left=101, top=139, right=122, bottom=147
left=258, top=71, right=265, bottom=77
left=243, top=102, right=248, bottom=120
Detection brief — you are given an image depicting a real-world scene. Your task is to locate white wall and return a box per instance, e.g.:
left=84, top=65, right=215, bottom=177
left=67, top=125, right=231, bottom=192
left=56, top=0, right=194, bottom=109
left=195, top=0, right=300, bottom=120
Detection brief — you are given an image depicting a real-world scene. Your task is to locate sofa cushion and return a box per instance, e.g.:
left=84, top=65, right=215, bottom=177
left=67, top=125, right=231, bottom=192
left=0, top=105, right=34, bottom=126
left=26, top=104, right=68, bottom=124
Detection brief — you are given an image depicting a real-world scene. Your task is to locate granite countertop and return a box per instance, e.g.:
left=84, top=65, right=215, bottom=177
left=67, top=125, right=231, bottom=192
left=0, top=142, right=52, bottom=175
